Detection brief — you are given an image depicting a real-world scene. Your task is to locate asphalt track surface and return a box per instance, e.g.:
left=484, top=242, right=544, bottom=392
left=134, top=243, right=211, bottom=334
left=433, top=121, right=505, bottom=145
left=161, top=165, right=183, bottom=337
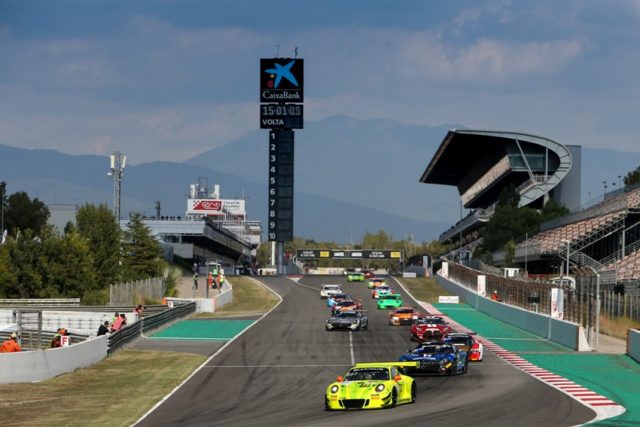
left=135, top=275, right=596, bottom=427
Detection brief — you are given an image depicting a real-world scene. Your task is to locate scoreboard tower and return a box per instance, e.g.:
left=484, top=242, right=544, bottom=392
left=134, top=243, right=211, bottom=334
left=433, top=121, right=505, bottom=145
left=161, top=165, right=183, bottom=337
left=260, top=57, right=304, bottom=274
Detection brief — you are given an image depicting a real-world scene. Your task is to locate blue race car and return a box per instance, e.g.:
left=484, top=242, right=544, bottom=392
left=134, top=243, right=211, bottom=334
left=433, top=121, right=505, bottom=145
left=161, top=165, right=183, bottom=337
left=399, top=342, right=468, bottom=376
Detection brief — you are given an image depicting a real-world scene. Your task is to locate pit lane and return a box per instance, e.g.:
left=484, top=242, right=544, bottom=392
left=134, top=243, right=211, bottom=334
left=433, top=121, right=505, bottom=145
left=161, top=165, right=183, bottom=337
left=134, top=275, right=596, bottom=427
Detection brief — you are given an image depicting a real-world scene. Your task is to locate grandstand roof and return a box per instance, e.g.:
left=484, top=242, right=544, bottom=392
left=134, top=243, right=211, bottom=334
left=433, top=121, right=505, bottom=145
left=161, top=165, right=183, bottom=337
left=420, top=129, right=573, bottom=210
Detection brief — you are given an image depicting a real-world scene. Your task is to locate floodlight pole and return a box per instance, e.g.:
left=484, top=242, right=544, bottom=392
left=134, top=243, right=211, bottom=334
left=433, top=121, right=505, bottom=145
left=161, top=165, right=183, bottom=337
left=108, top=151, right=126, bottom=222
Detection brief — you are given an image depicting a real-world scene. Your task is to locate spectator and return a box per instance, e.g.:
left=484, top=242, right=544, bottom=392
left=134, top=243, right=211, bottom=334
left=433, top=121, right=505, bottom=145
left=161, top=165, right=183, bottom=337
left=193, top=273, right=199, bottom=290
left=216, top=271, right=225, bottom=292
left=97, top=321, right=110, bottom=336
left=112, top=311, right=120, bottom=323
left=207, top=271, right=215, bottom=289
left=133, top=304, right=144, bottom=317
left=111, top=315, right=125, bottom=333
left=491, top=290, right=501, bottom=301
left=0, top=333, right=22, bottom=353
left=51, top=328, right=66, bottom=348
left=120, top=313, right=127, bottom=327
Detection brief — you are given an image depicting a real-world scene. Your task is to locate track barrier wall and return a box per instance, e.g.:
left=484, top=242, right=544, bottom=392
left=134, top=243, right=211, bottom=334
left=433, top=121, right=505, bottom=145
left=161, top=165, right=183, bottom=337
left=438, top=264, right=589, bottom=351
left=0, top=335, right=108, bottom=384
left=628, top=329, right=640, bottom=363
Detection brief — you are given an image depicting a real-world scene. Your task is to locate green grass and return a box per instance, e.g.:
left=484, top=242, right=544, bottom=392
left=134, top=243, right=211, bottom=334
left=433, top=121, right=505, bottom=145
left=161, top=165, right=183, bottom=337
left=194, top=276, right=280, bottom=318
left=0, top=350, right=206, bottom=427
left=395, top=276, right=448, bottom=304
left=0, top=275, right=280, bottom=425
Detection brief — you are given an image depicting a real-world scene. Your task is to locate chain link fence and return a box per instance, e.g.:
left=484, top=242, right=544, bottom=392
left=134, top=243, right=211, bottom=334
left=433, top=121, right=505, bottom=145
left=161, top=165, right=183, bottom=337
left=109, top=277, right=165, bottom=306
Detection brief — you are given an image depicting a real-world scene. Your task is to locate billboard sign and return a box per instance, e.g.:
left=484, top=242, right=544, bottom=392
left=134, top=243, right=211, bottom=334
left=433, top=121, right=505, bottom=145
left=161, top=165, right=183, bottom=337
left=260, top=58, right=304, bottom=102
left=296, top=249, right=403, bottom=260
left=187, top=199, right=246, bottom=216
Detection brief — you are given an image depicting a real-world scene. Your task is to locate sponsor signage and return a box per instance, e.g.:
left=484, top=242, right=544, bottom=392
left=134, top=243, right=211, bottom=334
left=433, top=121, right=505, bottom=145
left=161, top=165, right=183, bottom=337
left=187, top=199, right=246, bottom=216
left=438, top=296, right=460, bottom=304
left=260, top=104, right=303, bottom=129
left=260, top=58, right=304, bottom=102
left=296, top=249, right=404, bottom=260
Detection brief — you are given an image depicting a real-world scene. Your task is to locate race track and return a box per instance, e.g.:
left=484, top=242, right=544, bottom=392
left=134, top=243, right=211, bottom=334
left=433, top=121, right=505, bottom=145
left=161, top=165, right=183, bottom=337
left=135, top=275, right=596, bottom=427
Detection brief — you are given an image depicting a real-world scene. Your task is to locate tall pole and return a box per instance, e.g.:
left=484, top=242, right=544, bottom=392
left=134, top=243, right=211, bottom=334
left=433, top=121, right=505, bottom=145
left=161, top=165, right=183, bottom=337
left=0, top=182, right=4, bottom=235
left=566, top=240, right=570, bottom=277
left=524, top=232, right=528, bottom=274
left=109, top=151, right=126, bottom=222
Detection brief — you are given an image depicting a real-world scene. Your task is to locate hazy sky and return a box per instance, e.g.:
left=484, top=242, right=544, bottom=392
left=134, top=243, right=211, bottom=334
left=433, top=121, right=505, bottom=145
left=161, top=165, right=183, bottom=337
left=2, top=0, right=640, bottom=164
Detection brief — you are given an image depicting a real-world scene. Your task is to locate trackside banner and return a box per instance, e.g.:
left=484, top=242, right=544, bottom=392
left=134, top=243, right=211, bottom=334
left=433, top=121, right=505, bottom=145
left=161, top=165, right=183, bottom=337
left=296, top=249, right=403, bottom=260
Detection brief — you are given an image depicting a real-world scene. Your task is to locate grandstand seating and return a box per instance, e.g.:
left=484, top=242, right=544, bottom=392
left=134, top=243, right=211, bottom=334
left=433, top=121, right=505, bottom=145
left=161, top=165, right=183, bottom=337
left=520, top=187, right=640, bottom=256
left=605, top=249, right=640, bottom=281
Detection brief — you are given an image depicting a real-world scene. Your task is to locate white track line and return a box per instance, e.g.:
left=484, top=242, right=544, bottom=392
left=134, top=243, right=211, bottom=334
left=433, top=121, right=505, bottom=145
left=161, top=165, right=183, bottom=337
left=349, top=331, right=355, bottom=365
left=391, top=276, right=626, bottom=424
left=133, top=276, right=285, bottom=426
left=202, top=364, right=352, bottom=368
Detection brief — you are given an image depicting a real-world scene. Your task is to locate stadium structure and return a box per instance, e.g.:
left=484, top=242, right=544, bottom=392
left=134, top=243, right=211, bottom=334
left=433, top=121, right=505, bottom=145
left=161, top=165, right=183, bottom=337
left=420, top=129, right=640, bottom=285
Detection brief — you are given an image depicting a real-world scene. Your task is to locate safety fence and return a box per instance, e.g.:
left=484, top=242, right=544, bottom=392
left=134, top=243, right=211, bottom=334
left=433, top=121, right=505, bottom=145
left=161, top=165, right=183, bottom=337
left=445, top=262, right=601, bottom=338
left=0, top=298, right=80, bottom=306
left=107, top=301, right=196, bottom=354
left=109, top=277, right=165, bottom=306
left=602, top=290, right=640, bottom=321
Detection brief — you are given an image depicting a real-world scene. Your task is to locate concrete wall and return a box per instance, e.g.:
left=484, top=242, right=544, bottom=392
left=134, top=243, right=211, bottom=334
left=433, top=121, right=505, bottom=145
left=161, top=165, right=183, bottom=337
left=165, top=282, right=232, bottom=313
left=628, top=329, right=640, bottom=363
left=0, top=335, right=108, bottom=384
left=437, top=270, right=589, bottom=351
left=0, top=309, right=120, bottom=335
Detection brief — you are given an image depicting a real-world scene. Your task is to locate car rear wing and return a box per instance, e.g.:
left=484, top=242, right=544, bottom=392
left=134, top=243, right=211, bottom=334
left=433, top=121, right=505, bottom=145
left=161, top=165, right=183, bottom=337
left=354, top=361, right=420, bottom=369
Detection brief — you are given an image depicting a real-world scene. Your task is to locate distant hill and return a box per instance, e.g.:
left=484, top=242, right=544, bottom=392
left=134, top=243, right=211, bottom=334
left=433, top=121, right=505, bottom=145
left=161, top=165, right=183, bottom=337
left=2, top=115, right=640, bottom=243
left=185, top=115, right=463, bottom=224
left=0, top=143, right=447, bottom=242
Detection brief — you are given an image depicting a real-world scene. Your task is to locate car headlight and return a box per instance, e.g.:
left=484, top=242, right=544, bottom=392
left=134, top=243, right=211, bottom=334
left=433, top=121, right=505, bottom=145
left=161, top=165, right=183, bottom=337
left=330, top=385, right=339, bottom=393
left=375, top=384, right=385, bottom=392
left=392, top=316, right=398, bottom=320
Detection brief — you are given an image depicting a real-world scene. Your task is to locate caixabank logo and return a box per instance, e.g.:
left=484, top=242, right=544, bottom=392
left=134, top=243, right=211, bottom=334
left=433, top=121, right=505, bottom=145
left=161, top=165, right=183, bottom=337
left=260, top=58, right=304, bottom=102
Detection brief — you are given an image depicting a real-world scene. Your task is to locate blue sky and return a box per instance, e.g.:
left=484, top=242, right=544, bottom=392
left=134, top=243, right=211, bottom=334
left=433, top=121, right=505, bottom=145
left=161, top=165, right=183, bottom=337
left=1, top=0, right=640, bottom=164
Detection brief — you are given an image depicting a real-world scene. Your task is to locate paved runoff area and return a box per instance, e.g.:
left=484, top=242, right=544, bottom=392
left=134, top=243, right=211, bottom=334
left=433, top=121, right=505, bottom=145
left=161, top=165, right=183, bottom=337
left=150, top=319, right=254, bottom=341
left=431, top=302, right=639, bottom=426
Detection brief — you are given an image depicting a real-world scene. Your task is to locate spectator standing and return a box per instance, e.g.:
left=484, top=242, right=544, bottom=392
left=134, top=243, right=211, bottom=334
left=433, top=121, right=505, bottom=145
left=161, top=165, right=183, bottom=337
left=133, top=304, right=144, bottom=317
left=111, top=315, right=124, bottom=333
left=0, top=333, right=22, bottom=353
left=97, top=321, right=109, bottom=336
left=491, top=290, right=501, bottom=301
left=216, top=271, right=225, bottom=293
left=51, top=328, right=66, bottom=348
left=207, top=271, right=214, bottom=289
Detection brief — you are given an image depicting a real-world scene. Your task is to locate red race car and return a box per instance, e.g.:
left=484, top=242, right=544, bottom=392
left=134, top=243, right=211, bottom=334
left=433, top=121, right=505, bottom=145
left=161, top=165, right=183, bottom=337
left=332, top=299, right=363, bottom=315
left=442, top=332, right=484, bottom=362
left=409, top=316, right=452, bottom=341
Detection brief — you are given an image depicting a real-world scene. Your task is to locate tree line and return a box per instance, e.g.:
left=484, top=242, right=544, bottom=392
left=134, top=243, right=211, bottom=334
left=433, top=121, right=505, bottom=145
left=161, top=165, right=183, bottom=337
left=0, top=182, right=164, bottom=303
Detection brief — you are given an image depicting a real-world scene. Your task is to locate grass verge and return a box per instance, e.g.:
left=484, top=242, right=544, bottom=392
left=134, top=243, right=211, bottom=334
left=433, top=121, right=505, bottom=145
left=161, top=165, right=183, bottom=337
left=194, top=276, right=280, bottom=318
left=395, top=276, right=448, bottom=304
left=0, top=275, right=279, bottom=425
left=599, top=314, right=640, bottom=339
left=0, top=349, right=206, bottom=427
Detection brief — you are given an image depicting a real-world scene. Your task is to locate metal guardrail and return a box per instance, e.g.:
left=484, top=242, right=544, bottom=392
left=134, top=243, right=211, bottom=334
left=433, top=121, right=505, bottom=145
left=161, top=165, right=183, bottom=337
left=106, top=302, right=196, bottom=354
left=0, top=298, right=80, bottom=306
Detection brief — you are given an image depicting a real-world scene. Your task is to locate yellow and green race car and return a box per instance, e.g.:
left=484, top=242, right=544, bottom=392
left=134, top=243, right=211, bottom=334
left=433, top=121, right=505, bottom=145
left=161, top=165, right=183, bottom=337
left=347, top=272, right=365, bottom=282
left=325, top=362, right=418, bottom=410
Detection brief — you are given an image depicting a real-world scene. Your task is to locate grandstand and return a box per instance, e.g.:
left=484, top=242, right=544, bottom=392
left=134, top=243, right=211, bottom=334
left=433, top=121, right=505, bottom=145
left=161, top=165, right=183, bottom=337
left=503, top=185, right=640, bottom=282
left=420, top=129, right=581, bottom=251
left=419, top=127, right=640, bottom=283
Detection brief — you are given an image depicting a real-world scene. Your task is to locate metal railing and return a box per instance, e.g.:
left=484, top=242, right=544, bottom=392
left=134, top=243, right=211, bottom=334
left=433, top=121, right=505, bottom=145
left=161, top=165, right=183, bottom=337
left=0, top=298, right=80, bottom=307
left=107, top=301, right=196, bottom=354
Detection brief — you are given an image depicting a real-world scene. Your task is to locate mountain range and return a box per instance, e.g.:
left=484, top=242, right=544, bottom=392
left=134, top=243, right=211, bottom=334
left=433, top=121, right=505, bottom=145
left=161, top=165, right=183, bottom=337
left=2, top=115, right=640, bottom=243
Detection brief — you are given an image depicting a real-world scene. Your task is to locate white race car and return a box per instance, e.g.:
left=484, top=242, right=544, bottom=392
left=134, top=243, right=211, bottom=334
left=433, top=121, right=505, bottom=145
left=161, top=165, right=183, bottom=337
left=320, top=284, right=343, bottom=299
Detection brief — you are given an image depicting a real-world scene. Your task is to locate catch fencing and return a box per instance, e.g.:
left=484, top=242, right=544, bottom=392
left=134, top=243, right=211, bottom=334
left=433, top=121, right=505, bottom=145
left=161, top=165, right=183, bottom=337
left=109, top=277, right=165, bottom=306
left=107, top=301, right=196, bottom=354
left=446, top=262, right=601, bottom=337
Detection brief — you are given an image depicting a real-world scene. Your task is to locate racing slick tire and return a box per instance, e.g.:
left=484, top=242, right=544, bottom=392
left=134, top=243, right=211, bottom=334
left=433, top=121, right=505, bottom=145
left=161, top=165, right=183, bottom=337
left=410, top=383, right=416, bottom=404
left=390, top=389, right=397, bottom=408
